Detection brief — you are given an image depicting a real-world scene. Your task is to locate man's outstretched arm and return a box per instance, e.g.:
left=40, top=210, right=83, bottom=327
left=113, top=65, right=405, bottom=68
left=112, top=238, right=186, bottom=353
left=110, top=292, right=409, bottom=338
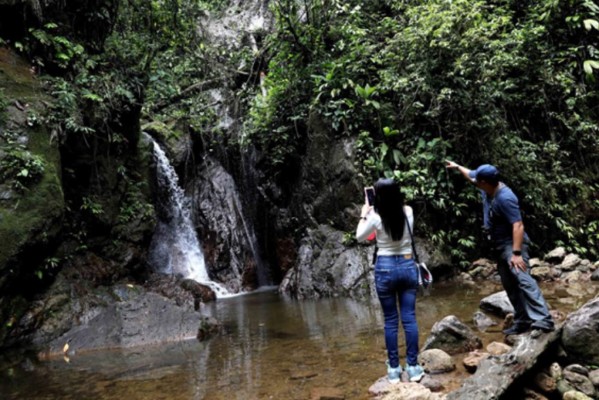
left=445, top=160, right=475, bottom=184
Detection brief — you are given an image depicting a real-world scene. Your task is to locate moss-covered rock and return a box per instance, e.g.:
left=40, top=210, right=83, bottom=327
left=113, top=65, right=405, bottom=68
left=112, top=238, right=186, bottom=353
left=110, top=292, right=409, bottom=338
left=0, top=47, right=64, bottom=345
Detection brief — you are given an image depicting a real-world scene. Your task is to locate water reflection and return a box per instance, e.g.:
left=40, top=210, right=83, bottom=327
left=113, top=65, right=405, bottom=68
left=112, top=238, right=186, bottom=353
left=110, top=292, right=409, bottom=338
left=1, top=281, right=596, bottom=400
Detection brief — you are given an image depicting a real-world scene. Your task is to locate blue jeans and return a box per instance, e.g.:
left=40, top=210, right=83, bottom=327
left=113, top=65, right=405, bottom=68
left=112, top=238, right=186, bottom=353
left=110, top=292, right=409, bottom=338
left=374, top=255, right=419, bottom=368
left=495, top=243, right=554, bottom=330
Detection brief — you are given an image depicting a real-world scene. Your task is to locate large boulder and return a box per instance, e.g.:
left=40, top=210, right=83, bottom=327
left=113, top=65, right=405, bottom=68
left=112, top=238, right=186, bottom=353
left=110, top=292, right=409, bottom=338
left=422, top=315, right=482, bottom=355
left=37, top=284, right=218, bottom=355
left=480, top=291, right=515, bottom=317
left=561, top=296, right=599, bottom=365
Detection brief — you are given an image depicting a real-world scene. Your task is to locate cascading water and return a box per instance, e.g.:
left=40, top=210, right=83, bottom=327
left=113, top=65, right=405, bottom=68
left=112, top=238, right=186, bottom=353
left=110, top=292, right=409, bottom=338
left=146, top=135, right=231, bottom=297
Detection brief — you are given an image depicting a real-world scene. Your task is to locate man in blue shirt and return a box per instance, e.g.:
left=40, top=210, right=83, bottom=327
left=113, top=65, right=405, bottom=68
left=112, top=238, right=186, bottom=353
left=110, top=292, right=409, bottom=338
left=446, top=161, right=554, bottom=336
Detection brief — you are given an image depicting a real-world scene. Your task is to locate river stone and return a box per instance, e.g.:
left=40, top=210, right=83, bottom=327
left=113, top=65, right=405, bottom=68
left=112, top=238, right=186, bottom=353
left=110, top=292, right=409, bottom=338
left=588, top=369, right=599, bottom=387
left=418, top=349, right=455, bottom=374
left=559, top=254, right=582, bottom=271
left=545, top=247, right=567, bottom=264
left=530, top=266, right=552, bottom=281
left=563, top=369, right=595, bottom=397
left=422, top=315, right=482, bottom=355
left=472, top=311, right=497, bottom=332
left=563, top=390, right=593, bottom=400
left=565, top=364, right=590, bottom=376
left=578, top=260, right=591, bottom=272
left=368, top=379, right=444, bottom=400
left=463, top=350, right=489, bottom=373
left=480, top=291, right=515, bottom=317
left=591, top=270, right=599, bottom=281
left=563, top=270, right=584, bottom=283
left=562, top=296, right=599, bottom=365
left=486, top=342, right=511, bottom=356
left=533, top=371, right=557, bottom=394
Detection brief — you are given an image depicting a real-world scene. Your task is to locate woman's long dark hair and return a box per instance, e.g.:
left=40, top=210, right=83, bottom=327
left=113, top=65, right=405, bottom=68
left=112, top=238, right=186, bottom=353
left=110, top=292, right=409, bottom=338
left=374, top=178, right=406, bottom=241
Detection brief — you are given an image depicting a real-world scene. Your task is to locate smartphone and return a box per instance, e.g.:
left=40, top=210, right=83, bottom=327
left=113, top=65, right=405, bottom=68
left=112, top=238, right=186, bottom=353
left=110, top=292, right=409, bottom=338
left=364, top=187, right=375, bottom=206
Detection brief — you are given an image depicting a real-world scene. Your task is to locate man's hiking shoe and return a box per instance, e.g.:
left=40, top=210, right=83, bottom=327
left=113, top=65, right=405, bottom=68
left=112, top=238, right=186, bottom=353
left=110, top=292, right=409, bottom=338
left=386, top=360, right=402, bottom=384
left=502, top=325, right=530, bottom=335
left=406, top=364, right=425, bottom=382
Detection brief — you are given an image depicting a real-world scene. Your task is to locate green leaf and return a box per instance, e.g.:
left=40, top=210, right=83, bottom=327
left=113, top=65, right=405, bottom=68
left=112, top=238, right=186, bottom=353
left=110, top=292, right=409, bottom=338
left=35, top=270, right=43, bottom=279
left=584, top=19, right=599, bottom=31
left=583, top=60, right=599, bottom=74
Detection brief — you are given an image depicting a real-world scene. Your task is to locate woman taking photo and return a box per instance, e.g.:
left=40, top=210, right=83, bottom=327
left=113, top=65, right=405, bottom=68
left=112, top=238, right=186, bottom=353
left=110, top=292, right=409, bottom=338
left=355, top=178, right=424, bottom=383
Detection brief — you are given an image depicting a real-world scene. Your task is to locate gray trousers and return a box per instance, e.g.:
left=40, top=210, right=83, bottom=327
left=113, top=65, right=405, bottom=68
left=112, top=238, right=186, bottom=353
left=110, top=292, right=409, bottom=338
left=496, top=243, right=554, bottom=330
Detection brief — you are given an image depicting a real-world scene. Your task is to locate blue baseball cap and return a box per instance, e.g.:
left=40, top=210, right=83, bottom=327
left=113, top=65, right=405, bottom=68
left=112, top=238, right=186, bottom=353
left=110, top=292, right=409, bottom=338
left=468, top=164, right=499, bottom=182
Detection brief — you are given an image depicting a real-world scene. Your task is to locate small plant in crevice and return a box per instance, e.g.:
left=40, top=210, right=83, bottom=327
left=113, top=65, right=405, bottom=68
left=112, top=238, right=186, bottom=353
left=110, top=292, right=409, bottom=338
left=0, top=145, right=46, bottom=192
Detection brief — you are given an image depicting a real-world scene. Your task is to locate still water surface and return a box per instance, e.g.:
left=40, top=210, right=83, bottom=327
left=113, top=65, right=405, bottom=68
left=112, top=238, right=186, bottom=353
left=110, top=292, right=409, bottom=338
left=1, top=281, right=595, bottom=400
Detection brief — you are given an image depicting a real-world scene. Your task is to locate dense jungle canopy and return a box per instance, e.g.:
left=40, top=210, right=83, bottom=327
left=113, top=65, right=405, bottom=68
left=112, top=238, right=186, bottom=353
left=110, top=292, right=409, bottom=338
left=0, top=0, right=598, bottom=288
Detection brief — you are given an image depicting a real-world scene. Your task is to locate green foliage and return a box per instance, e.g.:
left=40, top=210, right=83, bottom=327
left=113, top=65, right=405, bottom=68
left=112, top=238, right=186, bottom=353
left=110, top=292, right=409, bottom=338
left=249, top=0, right=599, bottom=262
left=80, top=196, right=104, bottom=216
left=0, top=131, right=46, bottom=191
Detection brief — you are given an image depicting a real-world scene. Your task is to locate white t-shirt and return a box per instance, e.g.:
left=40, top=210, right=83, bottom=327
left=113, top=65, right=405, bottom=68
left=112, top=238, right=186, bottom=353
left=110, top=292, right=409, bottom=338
left=355, top=205, right=414, bottom=256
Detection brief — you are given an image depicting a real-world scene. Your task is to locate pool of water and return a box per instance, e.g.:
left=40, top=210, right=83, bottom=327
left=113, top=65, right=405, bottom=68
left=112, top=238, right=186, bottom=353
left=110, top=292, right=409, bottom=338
left=1, top=281, right=596, bottom=400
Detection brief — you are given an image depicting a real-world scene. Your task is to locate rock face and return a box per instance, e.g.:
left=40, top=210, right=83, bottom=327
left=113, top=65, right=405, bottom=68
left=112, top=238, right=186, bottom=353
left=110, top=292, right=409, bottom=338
left=561, top=296, right=599, bottom=365
left=0, top=48, right=64, bottom=345
left=422, top=315, right=482, bottom=355
left=279, top=225, right=376, bottom=299
left=40, top=284, right=218, bottom=354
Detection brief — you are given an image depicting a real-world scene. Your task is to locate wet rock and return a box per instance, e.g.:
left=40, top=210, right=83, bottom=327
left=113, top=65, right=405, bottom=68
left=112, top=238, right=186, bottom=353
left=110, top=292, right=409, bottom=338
left=480, top=291, right=515, bottom=317
left=486, top=342, right=511, bottom=356
left=562, top=296, right=599, bottom=365
left=422, top=316, right=482, bottom=355
left=533, top=371, right=556, bottom=394
left=418, top=349, right=455, bottom=374
left=563, top=367, right=595, bottom=397
left=545, top=247, right=567, bottom=264
left=563, top=390, right=593, bottom=400
left=559, top=254, right=582, bottom=271
left=591, top=270, right=599, bottom=281
left=462, top=350, right=489, bottom=373
left=472, top=311, right=497, bottom=332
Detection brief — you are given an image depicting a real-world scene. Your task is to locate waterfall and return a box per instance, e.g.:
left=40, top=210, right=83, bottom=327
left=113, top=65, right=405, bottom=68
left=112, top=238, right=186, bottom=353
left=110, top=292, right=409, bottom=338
left=147, top=135, right=231, bottom=298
